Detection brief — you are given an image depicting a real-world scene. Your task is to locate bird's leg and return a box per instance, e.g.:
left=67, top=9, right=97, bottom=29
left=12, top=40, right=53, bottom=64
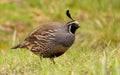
left=50, top=58, right=55, bottom=64
left=39, top=56, right=42, bottom=61
left=37, top=56, right=42, bottom=65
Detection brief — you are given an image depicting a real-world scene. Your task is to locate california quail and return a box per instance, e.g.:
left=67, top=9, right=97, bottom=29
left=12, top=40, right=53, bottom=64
left=11, top=10, right=79, bottom=64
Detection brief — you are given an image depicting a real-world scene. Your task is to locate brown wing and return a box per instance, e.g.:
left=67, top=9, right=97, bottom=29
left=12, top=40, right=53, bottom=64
left=28, top=22, right=61, bottom=36
left=24, top=22, right=61, bottom=56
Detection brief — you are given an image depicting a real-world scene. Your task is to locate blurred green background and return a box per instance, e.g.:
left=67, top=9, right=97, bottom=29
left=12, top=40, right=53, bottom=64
left=0, top=0, right=120, bottom=75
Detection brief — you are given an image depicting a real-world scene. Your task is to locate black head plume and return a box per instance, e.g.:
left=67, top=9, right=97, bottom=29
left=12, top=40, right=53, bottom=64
left=66, top=10, right=74, bottom=21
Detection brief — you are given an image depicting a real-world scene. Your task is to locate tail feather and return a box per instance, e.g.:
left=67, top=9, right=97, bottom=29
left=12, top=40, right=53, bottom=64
left=11, top=44, right=21, bottom=49
left=11, top=41, right=27, bottom=49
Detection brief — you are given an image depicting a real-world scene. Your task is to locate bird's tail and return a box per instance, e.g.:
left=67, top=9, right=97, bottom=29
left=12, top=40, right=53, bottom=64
left=11, top=41, right=27, bottom=49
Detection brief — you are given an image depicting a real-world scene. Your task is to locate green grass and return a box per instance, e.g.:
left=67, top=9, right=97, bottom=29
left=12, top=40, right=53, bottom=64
left=0, top=0, right=120, bottom=75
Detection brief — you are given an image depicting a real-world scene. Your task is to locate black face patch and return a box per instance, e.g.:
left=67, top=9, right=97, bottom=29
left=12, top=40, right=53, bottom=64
left=68, top=23, right=79, bottom=34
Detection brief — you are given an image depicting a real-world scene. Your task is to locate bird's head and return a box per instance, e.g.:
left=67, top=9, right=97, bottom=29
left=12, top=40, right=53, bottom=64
left=65, top=10, right=80, bottom=34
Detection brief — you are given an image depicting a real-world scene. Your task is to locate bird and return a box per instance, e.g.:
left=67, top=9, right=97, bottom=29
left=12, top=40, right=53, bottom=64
left=11, top=10, right=80, bottom=64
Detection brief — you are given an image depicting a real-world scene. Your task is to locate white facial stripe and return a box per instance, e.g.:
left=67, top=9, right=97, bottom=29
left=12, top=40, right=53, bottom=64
left=68, top=25, right=72, bottom=34
left=74, top=21, right=79, bottom=24
left=68, top=21, right=79, bottom=25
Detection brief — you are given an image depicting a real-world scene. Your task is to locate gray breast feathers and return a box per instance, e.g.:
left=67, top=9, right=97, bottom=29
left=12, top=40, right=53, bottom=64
left=53, top=32, right=75, bottom=47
